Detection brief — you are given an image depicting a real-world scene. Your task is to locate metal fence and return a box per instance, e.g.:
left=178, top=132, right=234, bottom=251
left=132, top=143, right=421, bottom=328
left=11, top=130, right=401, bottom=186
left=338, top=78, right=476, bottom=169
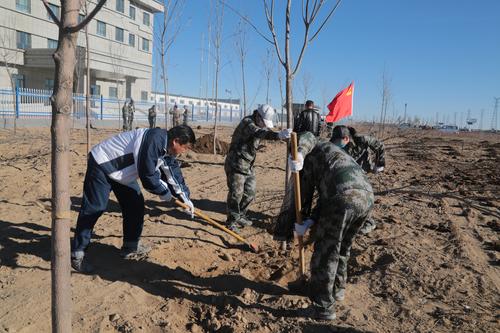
left=0, top=88, right=246, bottom=125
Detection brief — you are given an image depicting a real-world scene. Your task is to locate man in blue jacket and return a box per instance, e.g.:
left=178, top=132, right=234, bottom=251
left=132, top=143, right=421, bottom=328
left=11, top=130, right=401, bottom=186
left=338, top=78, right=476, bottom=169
left=71, top=125, right=196, bottom=272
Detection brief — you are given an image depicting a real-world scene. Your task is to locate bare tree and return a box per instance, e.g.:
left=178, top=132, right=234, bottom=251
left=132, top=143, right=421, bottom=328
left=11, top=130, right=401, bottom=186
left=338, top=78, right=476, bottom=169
left=41, top=1, right=107, bottom=331
left=234, top=19, right=248, bottom=116
left=263, top=47, right=274, bottom=104
left=211, top=0, right=224, bottom=154
left=81, top=0, right=91, bottom=152
left=378, top=69, right=391, bottom=136
left=300, top=71, right=313, bottom=102
left=155, top=0, right=186, bottom=129
left=261, top=0, right=342, bottom=127
left=0, top=21, right=20, bottom=133
left=108, top=42, right=126, bottom=129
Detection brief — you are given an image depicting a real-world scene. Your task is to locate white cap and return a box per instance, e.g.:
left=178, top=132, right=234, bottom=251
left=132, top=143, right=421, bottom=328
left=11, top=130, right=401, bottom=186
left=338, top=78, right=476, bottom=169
left=257, top=104, right=275, bottom=128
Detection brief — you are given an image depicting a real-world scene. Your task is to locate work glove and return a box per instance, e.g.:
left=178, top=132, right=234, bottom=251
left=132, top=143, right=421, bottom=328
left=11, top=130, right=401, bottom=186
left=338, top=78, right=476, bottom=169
left=288, top=152, right=304, bottom=173
left=278, top=128, right=292, bottom=140
left=375, top=166, right=385, bottom=173
left=295, top=218, right=315, bottom=236
left=183, top=197, right=195, bottom=219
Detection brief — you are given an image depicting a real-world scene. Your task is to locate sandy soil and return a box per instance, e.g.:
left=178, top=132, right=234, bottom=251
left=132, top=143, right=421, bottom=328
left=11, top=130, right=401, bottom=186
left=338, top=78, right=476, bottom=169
left=0, top=124, right=498, bottom=333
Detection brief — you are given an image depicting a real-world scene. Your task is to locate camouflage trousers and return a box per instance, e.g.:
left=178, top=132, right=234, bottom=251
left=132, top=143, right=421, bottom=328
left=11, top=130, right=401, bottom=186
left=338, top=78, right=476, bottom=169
left=225, top=164, right=256, bottom=224
left=309, top=189, right=374, bottom=313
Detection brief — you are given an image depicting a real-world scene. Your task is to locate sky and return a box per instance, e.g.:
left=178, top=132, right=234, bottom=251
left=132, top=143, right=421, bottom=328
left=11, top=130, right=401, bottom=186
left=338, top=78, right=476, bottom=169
left=152, top=0, right=500, bottom=129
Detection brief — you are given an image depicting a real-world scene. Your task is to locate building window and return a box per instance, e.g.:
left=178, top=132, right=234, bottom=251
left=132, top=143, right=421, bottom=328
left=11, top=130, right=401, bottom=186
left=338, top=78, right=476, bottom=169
left=196, top=101, right=201, bottom=106
left=141, top=38, right=149, bottom=52
left=13, top=74, right=25, bottom=88
left=96, top=21, right=106, bottom=37
left=47, top=38, right=58, bottom=49
left=47, top=3, right=60, bottom=21
left=116, top=0, right=124, bottom=13
left=143, top=12, right=150, bottom=26
left=16, top=0, right=31, bottom=13
left=109, top=87, right=118, bottom=98
left=180, top=99, right=185, bottom=104
left=159, top=97, right=165, bottom=102
left=16, top=31, right=32, bottom=49
left=128, top=33, right=135, bottom=47
left=44, top=79, right=54, bottom=90
left=170, top=99, right=175, bottom=103
left=141, top=91, right=148, bottom=101
left=129, top=6, right=136, bottom=20
left=115, top=27, right=124, bottom=42
left=78, top=14, right=85, bottom=23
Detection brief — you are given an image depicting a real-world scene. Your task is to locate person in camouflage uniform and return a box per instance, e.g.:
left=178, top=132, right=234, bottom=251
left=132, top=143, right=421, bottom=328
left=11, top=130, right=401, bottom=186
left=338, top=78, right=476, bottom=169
left=148, top=105, right=157, bottom=128
left=331, top=125, right=385, bottom=234
left=122, top=100, right=129, bottom=131
left=225, top=104, right=291, bottom=231
left=183, top=105, right=190, bottom=126
left=290, top=131, right=374, bottom=320
left=170, top=105, right=183, bottom=127
left=127, top=99, right=135, bottom=130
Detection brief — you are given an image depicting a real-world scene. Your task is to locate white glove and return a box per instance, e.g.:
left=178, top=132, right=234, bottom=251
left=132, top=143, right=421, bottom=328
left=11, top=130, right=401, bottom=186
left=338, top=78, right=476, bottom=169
left=183, top=198, right=195, bottom=219
left=278, top=128, right=292, bottom=140
left=288, top=152, right=304, bottom=173
left=295, top=218, right=315, bottom=236
left=375, top=166, right=385, bottom=173
left=159, top=190, right=173, bottom=202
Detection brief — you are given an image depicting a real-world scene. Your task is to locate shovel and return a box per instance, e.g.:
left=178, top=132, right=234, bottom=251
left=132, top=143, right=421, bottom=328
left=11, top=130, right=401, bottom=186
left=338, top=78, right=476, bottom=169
left=174, top=199, right=259, bottom=253
left=290, top=132, right=306, bottom=279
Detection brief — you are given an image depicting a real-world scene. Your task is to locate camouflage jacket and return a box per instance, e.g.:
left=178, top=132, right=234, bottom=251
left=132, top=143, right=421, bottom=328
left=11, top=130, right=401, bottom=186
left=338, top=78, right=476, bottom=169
left=225, top=115, right=280, bottom=174
left=297, top=132, right=373, bottom=220
left=344, top=135, right=385, bottom=173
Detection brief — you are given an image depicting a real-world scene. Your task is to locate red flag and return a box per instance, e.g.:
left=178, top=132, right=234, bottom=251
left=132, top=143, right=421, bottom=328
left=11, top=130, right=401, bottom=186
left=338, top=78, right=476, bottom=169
left=325, top=82, right=354, bottom=123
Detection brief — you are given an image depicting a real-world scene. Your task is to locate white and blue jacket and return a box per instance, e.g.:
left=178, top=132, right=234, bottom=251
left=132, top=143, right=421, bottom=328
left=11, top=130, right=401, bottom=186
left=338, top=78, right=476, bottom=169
left=90, top=128, right=188, bottom=198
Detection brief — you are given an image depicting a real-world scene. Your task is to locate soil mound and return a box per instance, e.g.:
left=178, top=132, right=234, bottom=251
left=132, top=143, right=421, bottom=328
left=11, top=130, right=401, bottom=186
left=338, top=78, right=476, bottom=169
left=193, top=133, right=229, bottom=155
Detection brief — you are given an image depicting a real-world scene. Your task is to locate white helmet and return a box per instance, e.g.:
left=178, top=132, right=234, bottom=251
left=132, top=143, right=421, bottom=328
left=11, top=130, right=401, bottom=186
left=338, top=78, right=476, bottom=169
left=257, top=104, right=275, bottom=128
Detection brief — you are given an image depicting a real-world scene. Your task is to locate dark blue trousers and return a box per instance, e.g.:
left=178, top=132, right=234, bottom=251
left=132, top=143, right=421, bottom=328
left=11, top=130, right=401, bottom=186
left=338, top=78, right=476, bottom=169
left=72, top=154, right=145, bottom=254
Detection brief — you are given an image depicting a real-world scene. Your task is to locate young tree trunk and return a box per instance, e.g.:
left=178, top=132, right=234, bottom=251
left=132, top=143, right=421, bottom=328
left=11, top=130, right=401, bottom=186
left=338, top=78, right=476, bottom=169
left=50, top=19, right=78, bottom=333
left=162, top=52, right=169, bottom=129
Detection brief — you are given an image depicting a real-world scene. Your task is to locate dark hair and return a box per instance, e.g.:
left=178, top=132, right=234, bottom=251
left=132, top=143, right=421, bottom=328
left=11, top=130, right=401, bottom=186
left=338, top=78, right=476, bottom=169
left=305, top=100, right=314, bottom=108
left=330, top=125, right=350, bottom=140
left=347, top=126, right=357, bottom=137
left=168, top=125, right=196, bottom=145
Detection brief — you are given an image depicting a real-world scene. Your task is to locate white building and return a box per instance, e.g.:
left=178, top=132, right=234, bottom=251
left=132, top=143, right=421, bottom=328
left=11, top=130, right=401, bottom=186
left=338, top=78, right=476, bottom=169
left=150, top=92, right=240, bottom=111
left=0, top=0, right=163, bottom=101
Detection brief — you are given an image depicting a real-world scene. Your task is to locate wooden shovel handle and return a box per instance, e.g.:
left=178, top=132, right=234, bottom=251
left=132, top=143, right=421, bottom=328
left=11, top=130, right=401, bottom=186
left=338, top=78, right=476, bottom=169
left=291, top=132, right=306, bottom=277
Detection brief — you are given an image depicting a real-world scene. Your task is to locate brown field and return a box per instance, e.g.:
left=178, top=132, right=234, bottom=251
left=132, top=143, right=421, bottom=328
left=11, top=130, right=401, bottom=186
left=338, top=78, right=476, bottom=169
left=0, top=125, right=499, bottom=332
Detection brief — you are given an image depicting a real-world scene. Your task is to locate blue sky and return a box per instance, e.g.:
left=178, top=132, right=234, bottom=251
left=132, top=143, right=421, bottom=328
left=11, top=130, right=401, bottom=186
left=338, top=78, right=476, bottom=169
left=152, top=0, right=500, bottom=129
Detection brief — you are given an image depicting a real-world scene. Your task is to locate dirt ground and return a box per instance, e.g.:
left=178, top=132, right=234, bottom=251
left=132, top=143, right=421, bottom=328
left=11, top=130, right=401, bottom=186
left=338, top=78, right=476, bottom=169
left=0, top=124, right=498, bottom=333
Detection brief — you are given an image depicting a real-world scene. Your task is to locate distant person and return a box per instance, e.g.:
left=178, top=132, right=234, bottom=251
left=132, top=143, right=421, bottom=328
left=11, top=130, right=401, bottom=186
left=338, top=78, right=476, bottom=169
left=127, top=99, right=135, bottom=130
left=293, top=100, right=321, bottom=137
left=170, top=104, right=183, bottom=127
left=183, top=105, right=190, bottom=126
left=331, top=125, right=385, bottom=234
left=71, top=126, right=196, bottom=273
left=225, top=104, right=292, bottom=231
left=148, top=105, right=157, bottom=128
left=122, top=100, right=129, bottom=131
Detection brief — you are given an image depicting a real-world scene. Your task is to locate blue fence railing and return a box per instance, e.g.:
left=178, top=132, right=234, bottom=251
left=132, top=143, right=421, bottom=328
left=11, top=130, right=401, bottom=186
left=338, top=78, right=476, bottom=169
left=0, top=88, right=247, bottom=125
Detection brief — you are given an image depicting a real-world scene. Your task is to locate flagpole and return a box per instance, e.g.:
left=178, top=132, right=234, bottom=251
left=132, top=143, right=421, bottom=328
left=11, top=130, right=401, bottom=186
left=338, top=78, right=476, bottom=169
left=351, top=82, right=354, bottom=123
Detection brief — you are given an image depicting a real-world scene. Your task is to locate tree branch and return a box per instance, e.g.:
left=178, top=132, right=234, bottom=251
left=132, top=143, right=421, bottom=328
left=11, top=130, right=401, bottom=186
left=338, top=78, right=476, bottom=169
left=309, top=0, right=342, bottom=42
left=67, top=0, right=108, bottom=33
left=221, top=0, right=273, bottom=44
left=263, top=0, right=285, bottom=67
left=41, top=0, right=61, bottom=27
